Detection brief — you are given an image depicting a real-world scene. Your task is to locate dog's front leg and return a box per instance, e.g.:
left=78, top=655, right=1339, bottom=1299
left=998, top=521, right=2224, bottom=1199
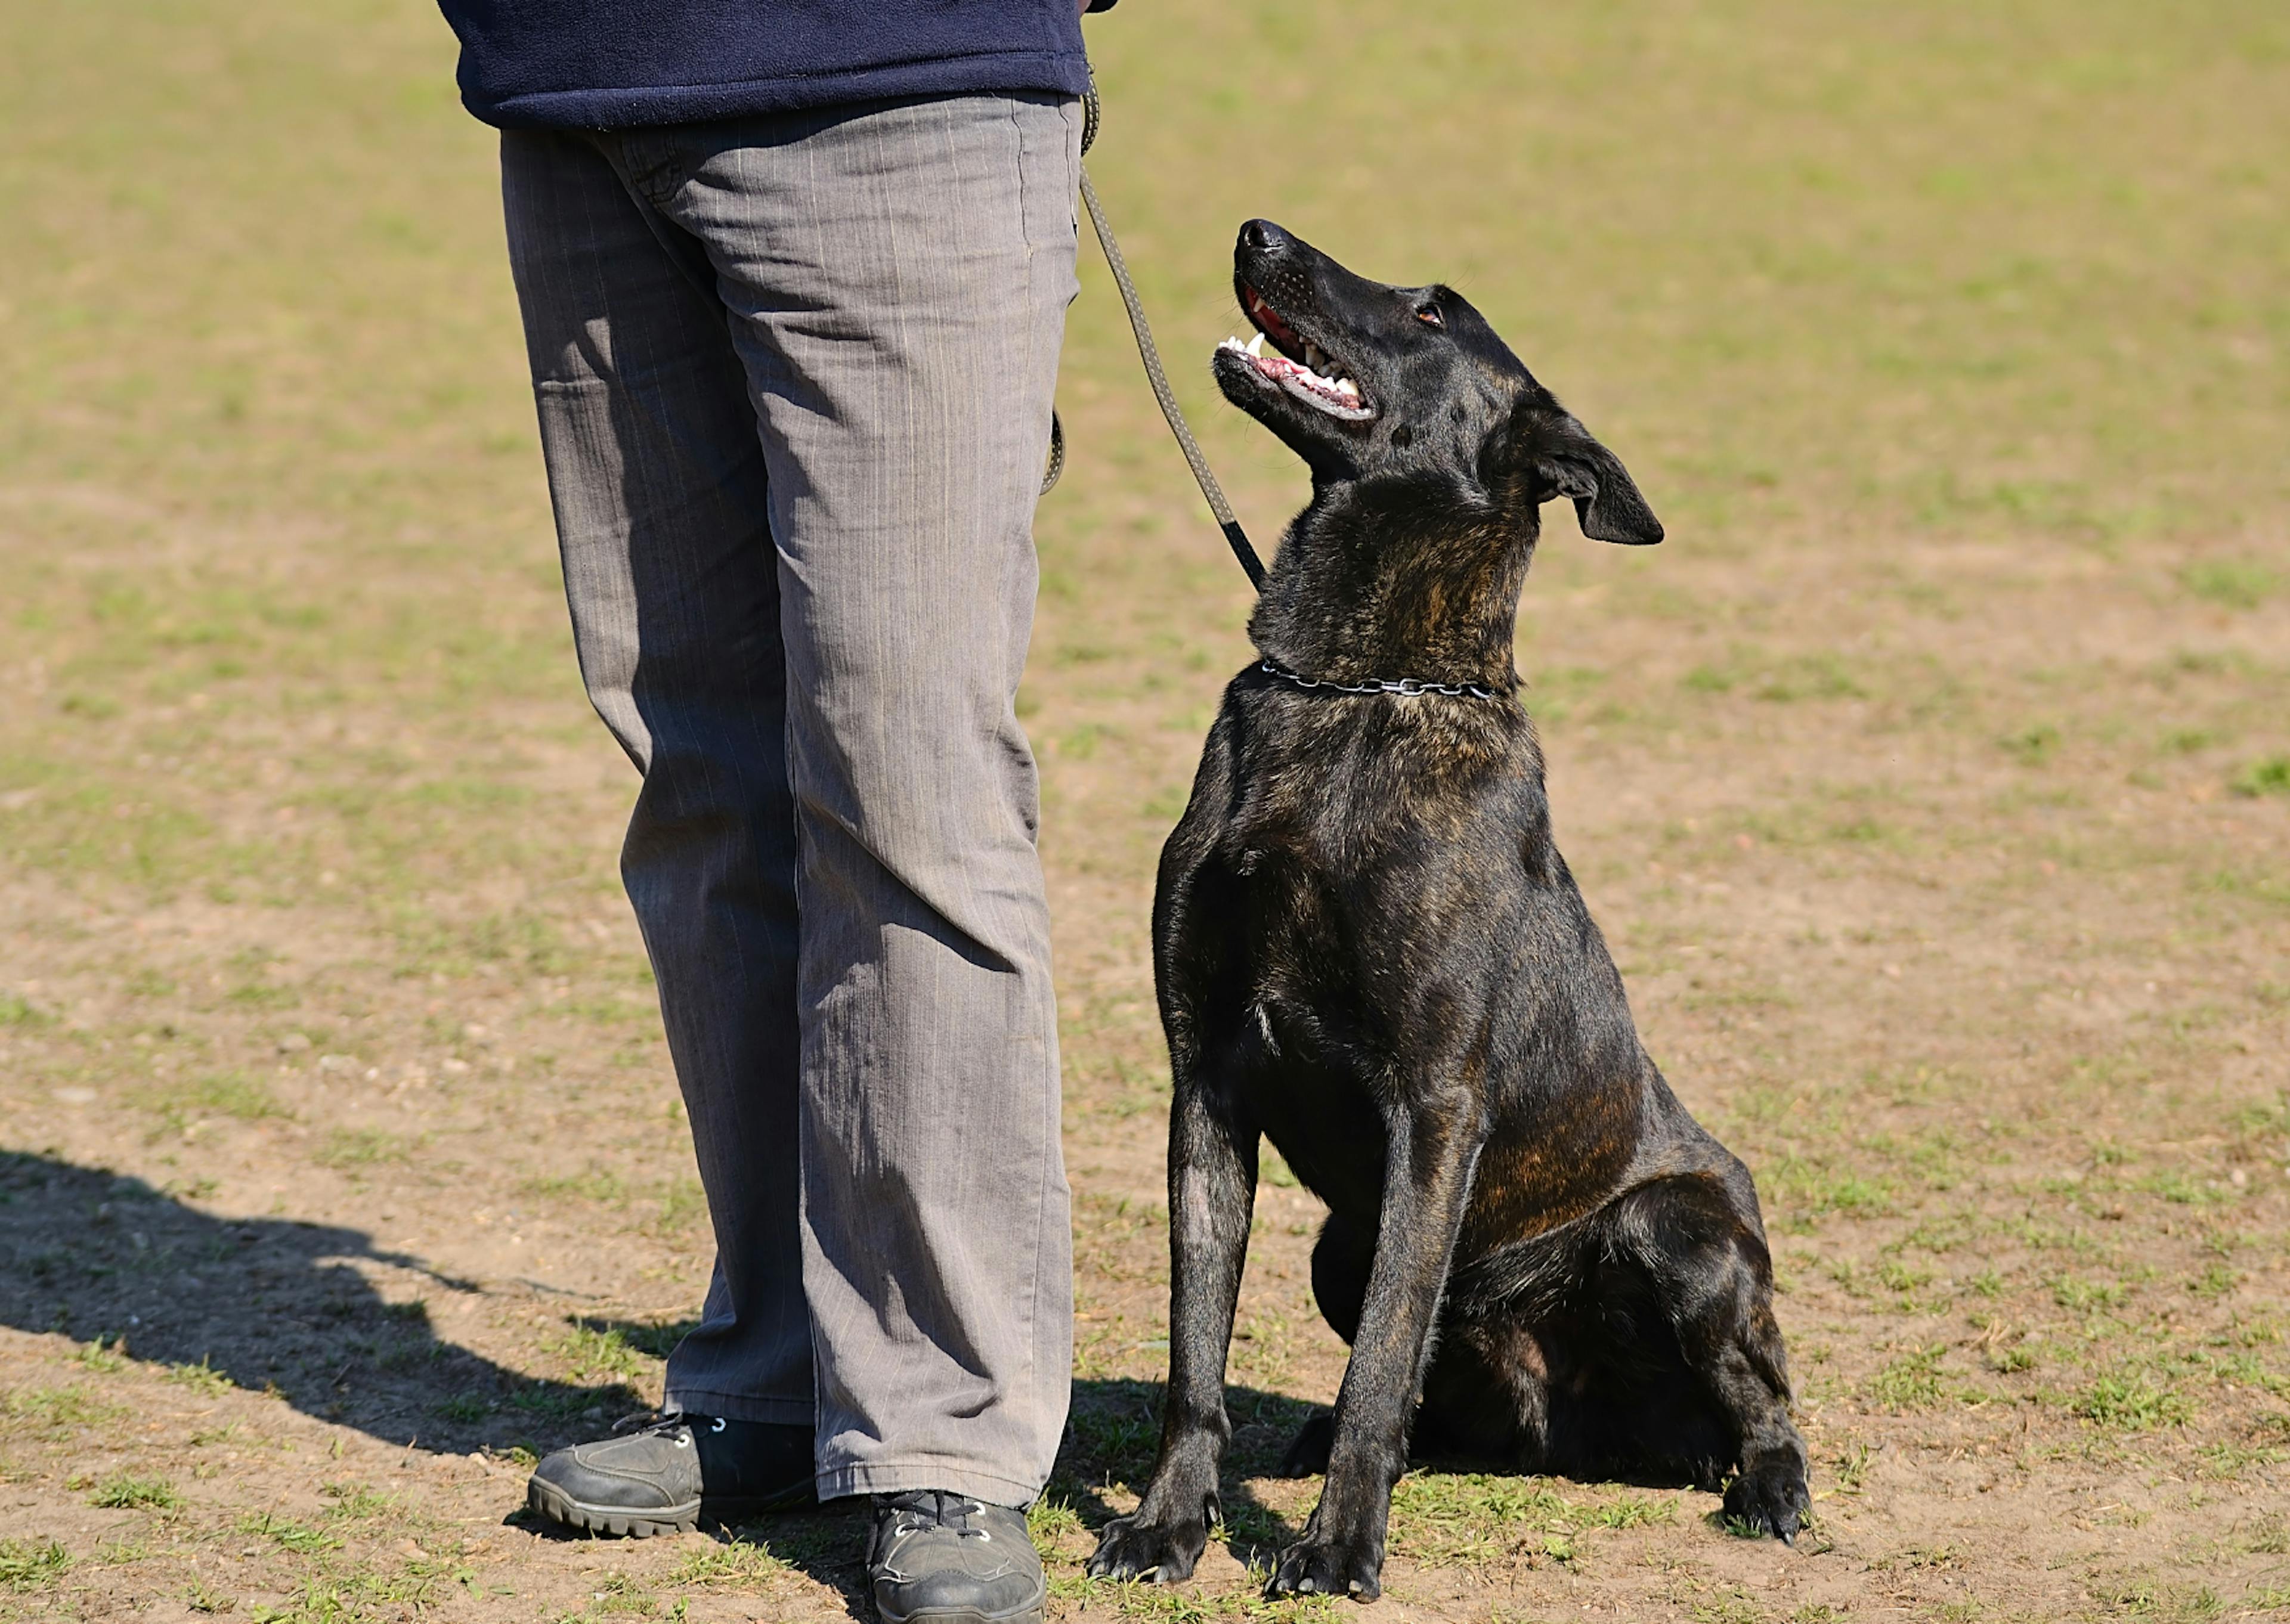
left=1270, top=1105, right=1481, bottom=1603
left=1086, top=1081, right=1257, bottom=1585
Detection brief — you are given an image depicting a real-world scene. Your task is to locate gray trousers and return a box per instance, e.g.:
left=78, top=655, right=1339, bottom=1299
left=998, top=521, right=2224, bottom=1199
left=499, top=93, right=1081, bottom=1507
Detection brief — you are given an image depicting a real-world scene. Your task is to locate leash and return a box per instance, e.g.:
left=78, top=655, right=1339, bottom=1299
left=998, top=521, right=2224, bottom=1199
left=1045, top=82, right=1266, bottom=591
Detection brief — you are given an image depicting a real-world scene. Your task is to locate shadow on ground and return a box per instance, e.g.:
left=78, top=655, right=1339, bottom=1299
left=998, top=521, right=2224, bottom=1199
left=657, top=1376, right=1320, bottom=1613
left=0, top=1149, right=648, bottom=1455
left=1, top=1149, right=1336, bottom=1596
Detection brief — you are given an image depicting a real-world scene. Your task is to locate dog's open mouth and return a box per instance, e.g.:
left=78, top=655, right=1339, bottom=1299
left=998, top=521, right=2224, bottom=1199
left=1218, top=284, right=1375, bottom=422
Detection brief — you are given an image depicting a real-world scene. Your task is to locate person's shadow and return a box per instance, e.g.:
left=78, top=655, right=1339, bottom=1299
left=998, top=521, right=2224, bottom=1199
left=0, top=1149, right=654, bottom=1454
left=0, top=1149, right=1314, bottom=1613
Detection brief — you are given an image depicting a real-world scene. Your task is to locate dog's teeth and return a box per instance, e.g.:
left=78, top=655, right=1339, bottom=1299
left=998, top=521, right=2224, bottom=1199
left=1247, top=332, right=1267, bottom=358
left=1305, top=343, right=1327, bottom=371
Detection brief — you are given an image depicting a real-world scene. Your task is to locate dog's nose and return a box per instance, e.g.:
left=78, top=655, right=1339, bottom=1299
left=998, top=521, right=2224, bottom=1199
left=1239, top=218, right=1288, bottom=256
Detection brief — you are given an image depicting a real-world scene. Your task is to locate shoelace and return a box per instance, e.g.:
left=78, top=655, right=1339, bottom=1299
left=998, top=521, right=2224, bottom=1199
left=883, top=1490, right=994, bottom=1543
left=608, top=1408, right=725, bottom=1441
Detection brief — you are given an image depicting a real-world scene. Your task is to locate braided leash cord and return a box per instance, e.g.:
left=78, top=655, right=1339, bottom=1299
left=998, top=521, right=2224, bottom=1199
left=1045, top=84, right=1266, bottom=588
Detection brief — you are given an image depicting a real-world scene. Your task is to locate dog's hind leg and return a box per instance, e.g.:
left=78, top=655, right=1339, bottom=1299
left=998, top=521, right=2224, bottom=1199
left=1611, top=1173, right=1809, bottom=1541
left=1413, top=1316, right=1553, bottom=1469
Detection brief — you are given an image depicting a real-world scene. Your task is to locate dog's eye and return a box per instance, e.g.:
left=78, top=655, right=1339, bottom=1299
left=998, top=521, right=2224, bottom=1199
left=1415, top=302, right=1445, bottom=328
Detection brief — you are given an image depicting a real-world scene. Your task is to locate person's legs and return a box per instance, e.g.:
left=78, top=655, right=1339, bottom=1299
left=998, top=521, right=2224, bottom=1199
left=631, top=93, right=1083, bottom=1507
left=498, top=126, right=813, bottom=1428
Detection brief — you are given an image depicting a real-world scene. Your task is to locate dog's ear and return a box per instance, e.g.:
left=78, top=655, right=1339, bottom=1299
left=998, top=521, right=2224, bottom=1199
left=1511, top=407, right=1664, bottom=546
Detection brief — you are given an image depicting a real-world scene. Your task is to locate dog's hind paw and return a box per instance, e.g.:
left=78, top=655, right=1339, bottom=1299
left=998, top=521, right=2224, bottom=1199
left=1722, top=1455, right=1811, bottom=1545
left=1085, top=1512, right=1209, bottom=1586
left=1277, top=1411, right=1334, bottom=1477
left=1267, top=1533, right=1384, bottom=1602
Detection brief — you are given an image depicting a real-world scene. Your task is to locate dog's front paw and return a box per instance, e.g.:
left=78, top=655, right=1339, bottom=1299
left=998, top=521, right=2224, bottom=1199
left=1267, top=1531, right=1384, bottom=1601
left=1087, top=1511, right=1210, bottom=1585
left=1722, top=1453, right=1811, bottom=1545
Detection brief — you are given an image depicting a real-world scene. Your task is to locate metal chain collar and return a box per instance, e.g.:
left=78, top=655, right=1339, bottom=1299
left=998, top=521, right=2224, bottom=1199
left=1258, top=658, right=1507, bottom=702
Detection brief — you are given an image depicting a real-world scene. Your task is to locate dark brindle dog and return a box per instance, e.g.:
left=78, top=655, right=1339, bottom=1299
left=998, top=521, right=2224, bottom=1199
left=1085, top=221, right=1809, bottom=1601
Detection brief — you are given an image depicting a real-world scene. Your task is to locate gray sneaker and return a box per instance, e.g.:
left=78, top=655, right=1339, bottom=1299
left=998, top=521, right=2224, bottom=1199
left=525, top=1412, right=814, bottom=1538
left=867, top=1491, right=1044, bottom=1624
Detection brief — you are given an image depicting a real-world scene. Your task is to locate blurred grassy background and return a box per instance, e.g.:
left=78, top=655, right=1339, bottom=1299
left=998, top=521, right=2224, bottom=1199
left=2, top=2, right=2286, bottom=1620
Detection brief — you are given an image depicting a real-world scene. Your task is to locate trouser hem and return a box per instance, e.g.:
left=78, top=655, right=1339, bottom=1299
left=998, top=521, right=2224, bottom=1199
left=664, top=1387, right=815, bottom=1428
left=816, top=1462, right=1040, bottom=1509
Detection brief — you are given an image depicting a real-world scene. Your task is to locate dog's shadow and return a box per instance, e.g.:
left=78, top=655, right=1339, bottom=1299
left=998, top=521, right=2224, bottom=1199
left=1053, top=1377, right=1311, bottom=1572
left=678, top=1378, right=1314, bottom=1618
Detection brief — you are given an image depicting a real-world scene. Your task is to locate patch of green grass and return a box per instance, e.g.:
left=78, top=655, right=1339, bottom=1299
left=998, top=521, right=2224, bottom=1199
left=237, top=1511, right=343, bottom=1555
left=2140, top=1170, right=2231, bottom=1205
left=2090, top=1579, right=2223, bottom=1622
left=433, top=1391, right=490, bottom=1422
left=4, top=1383, right=129, bottom=1432
left=652, top=1176, right=707, bottom=1235
left=1026, top=1494, right=1087, bottom=1549
left=1690, top=1590, right=1768, bottom=1624
left=1764, top=1155, right=1894, bottom=1227
left=2001, top=723, right=2062, bottom=765
left=313, top=1127, right=414, bottom=1169
left=1868, top=1346, right=1950, bottom=1411
left=2230, top=757, right=2290, bottom=798
left=2053, top=1275, right=2129, bottom=1312
left=666, top=1539, right=787, bottom=1586
left=550, top=1321, right=647, bottom=1383
left=88, top=1473, right=182, bottom=1511
left=146, top=1070, right=289, bottom=1124
left=1053, top=1573, right=1342, bottom=1620
left=73, top=1335, right=130, bottom=1374
left=1385, top=1473, right=1572, bottom=1567
left=245, top=1558, right=469, bottom=1622
left=1583, top=1493, right=1678, bottom=1530
left=166, top=1357, right=233, bottom=1398
left=522, top=1166, right=632, bottom=1206
left=0, top=1538, right=71, bottom=1592
left=2187, top=1263, right=2239, bottom=1298
left=2075, top=1372, right=2192, bottom=1432
left=0, top=991, right=54, bottom=1027
left=2177, top=559, right=2279, bottom=610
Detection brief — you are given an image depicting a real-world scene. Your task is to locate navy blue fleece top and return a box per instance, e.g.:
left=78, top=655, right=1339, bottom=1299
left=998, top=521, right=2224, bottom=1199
left=438, top=1, right=1112, bottom=130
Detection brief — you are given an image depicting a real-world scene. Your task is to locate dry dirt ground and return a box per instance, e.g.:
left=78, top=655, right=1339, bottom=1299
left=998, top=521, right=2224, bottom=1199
left=4, top=2, right=2287, bottom=1622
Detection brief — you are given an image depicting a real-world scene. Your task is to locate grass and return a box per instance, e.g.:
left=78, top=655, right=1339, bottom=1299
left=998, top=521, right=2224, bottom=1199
left=0, top=1539, right=71, bottom=1592
left=239, top=1511, right=345, bottom=1555
left=2231, top=757, right=2290, bottom=798
left=549, top=1321, right=649, bottom=1383
left=0, top=0, right=2286, bottom=1620
left=144, top=1071, right=289, bottom=1126
left=2178, top=560, right=2280, bottom=610
left=1868, top=1347, right=1951, bottom=1412
left=664, top=1540, right=788, bottom=1586
left=165, top=1357, right=234, bottom=1398
left=88, top=1473, right=182, bottom=1511
left=4, top=1384, right=128, bottom=1433
left=2076, top=1373, right=2195, bottom=1433
left=312, top=1128, right=415, bottom=1169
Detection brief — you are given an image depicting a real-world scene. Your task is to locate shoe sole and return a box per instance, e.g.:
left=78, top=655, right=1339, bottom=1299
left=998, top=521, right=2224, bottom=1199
left=524, top=1477, right=816, bottom=1539
left=878, top=1602, right=1044, bottom=1624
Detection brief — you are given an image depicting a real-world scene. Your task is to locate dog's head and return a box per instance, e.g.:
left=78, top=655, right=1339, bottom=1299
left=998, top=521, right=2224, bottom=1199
left=1212, top=219, right=1662, bottom=550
